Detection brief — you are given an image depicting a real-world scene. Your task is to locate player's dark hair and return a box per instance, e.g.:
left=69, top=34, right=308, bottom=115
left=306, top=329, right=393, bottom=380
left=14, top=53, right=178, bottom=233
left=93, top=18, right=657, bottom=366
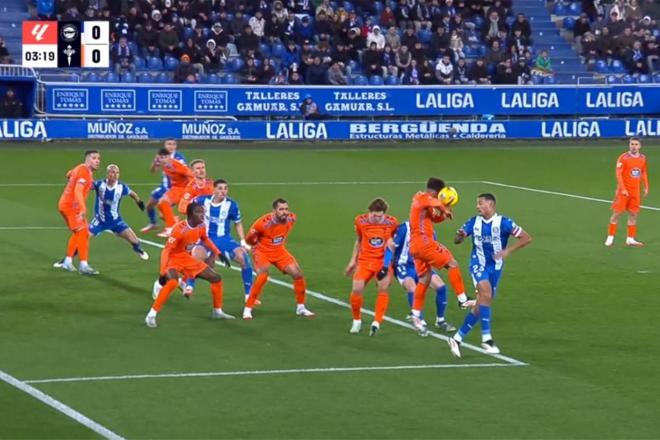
left=478, top=193, right=497, bottom=203
left=186, top=201, right=203, bottom=218
left=157, top=148, right=170, bottom=156
left=214, top=179, right=227, bottom=186
left=84, top=150, right=99, bottom=158
left=272, top=198, right=288, bottom=208
left=630, top=136, right=641, bottom=143
left=426, top=177, right=446, bottom=192
left=368, top=198, right=389, bottom=213
left=165, top=138, right=177, bottom=144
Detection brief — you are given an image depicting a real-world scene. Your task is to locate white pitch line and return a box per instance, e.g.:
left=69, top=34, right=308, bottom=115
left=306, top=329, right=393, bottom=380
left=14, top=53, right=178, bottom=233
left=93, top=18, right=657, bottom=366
left=0, top=369, right=125, bottom=440
left=0, top=180, right=483, bottom=188
left=24, top=362, right=520, bottom=385
left=139, top=238, right=528, bottom=366
left=0, top=226, right=65, bottom=230
left=482, top=180, right=660, bottom=212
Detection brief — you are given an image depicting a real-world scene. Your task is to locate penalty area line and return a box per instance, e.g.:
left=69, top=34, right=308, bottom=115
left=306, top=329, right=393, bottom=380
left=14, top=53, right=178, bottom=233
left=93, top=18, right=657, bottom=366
left=0, top=369, right=126, bottom=440
left=0, top=180, right=484, bottom=188
left=24, top=363, right=520, bottom=385
left=138, top=239, right=528, bottom=367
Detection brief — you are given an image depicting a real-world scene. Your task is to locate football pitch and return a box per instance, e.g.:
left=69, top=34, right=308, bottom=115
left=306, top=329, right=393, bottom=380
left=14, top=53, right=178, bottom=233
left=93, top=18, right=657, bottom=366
left=1, top=139, right=659, bottom=439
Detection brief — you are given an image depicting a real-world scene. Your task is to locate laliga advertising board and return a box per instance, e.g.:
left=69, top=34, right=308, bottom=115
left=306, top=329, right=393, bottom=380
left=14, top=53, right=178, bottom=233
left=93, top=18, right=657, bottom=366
left=22, top=20, right=110, bottom=68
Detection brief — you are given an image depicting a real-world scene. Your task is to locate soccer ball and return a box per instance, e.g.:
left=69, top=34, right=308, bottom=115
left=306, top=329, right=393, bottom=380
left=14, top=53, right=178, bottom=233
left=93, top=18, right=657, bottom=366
left=438, top=186, right=459, bottom=207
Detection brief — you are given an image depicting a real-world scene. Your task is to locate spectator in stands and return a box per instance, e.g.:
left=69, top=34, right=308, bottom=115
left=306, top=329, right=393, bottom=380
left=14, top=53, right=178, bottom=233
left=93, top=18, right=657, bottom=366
left=607, top=11, right=625, bottom=35
left=346, top=28, right=365, bottom=60
left=395, top=0, right=413, bottom=29
left=266, top=15, right=285, bottom=42
left=513, top=57, right=531, bottom=84
left=494, top=59, right=516, bottom=84
left=483, top=10, right=508, bottom=44
left=230, top=11, right=249, bottom=37
left=486, top=40, right=506, bottom=65
left=608, top=0, right=627, bottom=22
left=381, top=44, right=398, bottom=77
left=645, top=40, right=658, bottom=73
left=641, top=0, right=660, bottom=17
left=380, top=6, right=397, bottom=29
left=307, top=56, right=328, bottom=84
left=258, top=58, right=276, bottom=84
left=363, top=42, right=383, bottom=76
left=615, top=28, right=636, bottom=54
left=0, top=89, right=23, bottom=118
left=332, top=42, right=352, bottom=67
left=289, top=69, right=304, bottom=85
left=300, top=94, right=322, bottom=119
left=435, top=55, right=454, bottom=84
left=328, top=61, right=348, bottom=85
left=174, top=54, right=197, bottom=83
left=249, top=10, right=266, bottom=38
left=510, top=13, right=532, bottom=40
left=626, top=0, right=643, bottom=21
left=112, top=36, right=136, bottom=75
left=239, top=25, right=260, bottom=57
left=316, top=0, right=334, bottom=20
left=396, top=45, right=413, bottom=72
left=367, top=26, right=386, bottom=50
left=413, top=0, right=432, bottom=31
left=210, top=23, right=230, bottom=53
left=0, top=37, right=12, bottom=64
left=508, top=28, right=530, bottom=57
left=470, top=58, right=491, bottom=84
left=386, top=26, right=401, bottom=50
left=317, top=39, right=334, bottom=66
left=573, top=14, right=592, bottom=54
left=181, top=37, right=204, bottom=73
left=202, top=39, right=223, bottom=72
left=191, top=0, right=211, bottom=27
left=597, top=27, right=617, bottom=60
left=241, top=57, right=259, bottom=84
left=531, top=49, right=553, bottom=77
left=137, top=21, right=159, bottom=59
left=419, top=58, right=436, bottom=84
left=411, top=40, right=428, bottom=63
left=625, top=40, right=646, bottom=69
left=272, top=0, right=289, bottom=23
left=401, top=26, right=419, bottom=50
left=454, top=58, right=470, bottom=84
left=295, top=16, right=315, bottom=44
left=282, top=40, right=301, bottom=68
left=581, top=32, right=600, bottom=66
left=158, top=22, right=179, bottom=57
left=449, top=30, right=465, bottom=61
left=582, top=0, right=603, bottom=21
left=429, top=26, right=450, bottom=59
left=402, top=58, right=421, bottom=85
left=315, top=11, right=334, bottom=41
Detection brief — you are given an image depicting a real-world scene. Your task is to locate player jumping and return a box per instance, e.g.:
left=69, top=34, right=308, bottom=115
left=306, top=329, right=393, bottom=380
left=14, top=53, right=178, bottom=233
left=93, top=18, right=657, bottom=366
left=153, top=147, right=193, bottom=237
left=605, top=137, right=649, bottom=247
left=448, top=193, right=532, bottom=356
left=344, top=198, right=398, bottom=336
left=242, top=198, right=315, bottom=320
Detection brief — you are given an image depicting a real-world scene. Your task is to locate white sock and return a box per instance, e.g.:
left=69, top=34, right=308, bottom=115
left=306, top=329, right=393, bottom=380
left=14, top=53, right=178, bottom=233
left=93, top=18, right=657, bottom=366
left=482, top=333, right=493, bottom=342
left=147, top=308, right=157, bottom=318
left=64, top=256, right=72, bottom=265
left=214, top=308, right=223, bottom=314
left=296, top=304, right=305, bottom=311
left=457, top=293, right=468, bottom=303
left=453, top=333, right=463, bottom=342
left=80, top=260, right=88, bottom=268
left=411, top=309, right=421, bottom=318
left=244, top=306, right=253, bottom=313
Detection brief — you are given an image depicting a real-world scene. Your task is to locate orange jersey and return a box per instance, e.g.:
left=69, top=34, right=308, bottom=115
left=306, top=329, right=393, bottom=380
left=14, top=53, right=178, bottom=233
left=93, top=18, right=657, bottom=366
left=162, top=157, right=193, bottom=189
left=409, top=191, right=447, bottom=249
left=354, top=213, right=398, bottom=267
left=246, top=212, right=296, bottom=255
left=58, top=163, right=93, bottom=211
left=616, top=152, right=648, bottom=194
left=160, top=220, right=219, bottom=274
left=178, top=178, right=214, bottom=213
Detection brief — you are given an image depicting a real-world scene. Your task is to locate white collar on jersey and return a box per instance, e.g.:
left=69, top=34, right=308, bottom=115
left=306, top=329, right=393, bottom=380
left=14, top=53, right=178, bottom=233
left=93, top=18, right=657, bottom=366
left=479, top=213, right=500, bottom=224
left=104, top=179, right=119, bottom=190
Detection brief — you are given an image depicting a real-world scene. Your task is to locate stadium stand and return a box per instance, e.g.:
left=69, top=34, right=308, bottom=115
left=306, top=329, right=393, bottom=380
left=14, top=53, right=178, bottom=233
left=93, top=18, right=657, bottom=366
left=5, top=0, right=658, bottom=84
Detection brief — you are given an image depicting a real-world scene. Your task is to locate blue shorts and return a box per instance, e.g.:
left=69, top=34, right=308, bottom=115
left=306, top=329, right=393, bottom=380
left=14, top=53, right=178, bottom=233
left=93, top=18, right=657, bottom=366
left=470, top=265, right=502, bottom=296
left=211, top=236, right=242, bottom=259
left=150, top=185, right=168, bottom=200
left=396, top=263, right=439, bottom=285
left=89, top=216, right=130, bottom=236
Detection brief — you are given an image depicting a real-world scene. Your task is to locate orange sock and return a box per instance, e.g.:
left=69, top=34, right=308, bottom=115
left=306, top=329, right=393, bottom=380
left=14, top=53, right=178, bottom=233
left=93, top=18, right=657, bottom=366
left=246, top=272, right=268, bottom=308
left=153, top=279, right=178, bottom=312
left=76, top=229, right=90, bottom=261
left=66, top=233, right=77, bottom=258
left=448, top=267, right=466, bottom=297
left=412, top=281, right=429, bottom=311
left=627, top=225, right=637, bottom=238
left=158, top=200, right=176, bottom=227
left=293, top=278, right=306, bottom=305
left=350, top=292, right=363, bottom=320
left=608, top=223, right=617, bottom=236
left=210, top=280, right=223, bottom=308
left=374, top=291, right=389, bottom=324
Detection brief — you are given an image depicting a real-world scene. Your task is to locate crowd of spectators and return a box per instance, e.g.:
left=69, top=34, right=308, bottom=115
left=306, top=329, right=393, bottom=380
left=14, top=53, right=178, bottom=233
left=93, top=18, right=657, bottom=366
left=571, top=0, right=659, bottom=75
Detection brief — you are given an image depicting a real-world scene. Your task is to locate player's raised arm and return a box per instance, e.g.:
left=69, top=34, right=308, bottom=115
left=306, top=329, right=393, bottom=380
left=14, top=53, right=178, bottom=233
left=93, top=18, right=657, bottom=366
left=454, top=228, right=467, bottom=244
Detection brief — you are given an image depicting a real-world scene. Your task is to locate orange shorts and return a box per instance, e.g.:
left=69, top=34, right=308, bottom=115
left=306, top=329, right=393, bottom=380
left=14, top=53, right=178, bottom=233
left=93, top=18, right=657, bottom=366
left=412, top=242, right=454, bottom=276
left=353, top=263, right=392, bottom=283
left=163, top=186, right=186, bottom=205
left=253, top=249, right=298, bottom=273
left=59, top=209, right=87, bottom=232
left=166, top=254, right=209, bottom=279
left=612, top=192, right=640, bottom=214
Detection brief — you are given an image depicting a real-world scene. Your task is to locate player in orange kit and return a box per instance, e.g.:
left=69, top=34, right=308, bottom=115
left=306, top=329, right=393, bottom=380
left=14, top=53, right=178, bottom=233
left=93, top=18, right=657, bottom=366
left=178, top=159, right=214, bottom=214
left=344, top=198, right=398, bottom=336
left=605, top=137, right=649, bottom=247
left=409, top=177, right=474, bottom=335
left=242, top=198, right=315, bottom=320
left=54, top=150, right=101, bottom=275
left=153, top=148, right=193, bottom=237
left=145, top=202, right=234, bottom=328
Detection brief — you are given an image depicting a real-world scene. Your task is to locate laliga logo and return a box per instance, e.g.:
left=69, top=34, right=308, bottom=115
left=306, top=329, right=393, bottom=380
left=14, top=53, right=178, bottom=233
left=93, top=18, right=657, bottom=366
left=31, top=23, right=50, bottom=41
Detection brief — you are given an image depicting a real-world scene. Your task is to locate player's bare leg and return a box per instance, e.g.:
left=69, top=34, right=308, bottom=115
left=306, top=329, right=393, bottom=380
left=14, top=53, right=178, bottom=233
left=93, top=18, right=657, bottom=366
left=284, top=263, right=315, bottom=318
left=243, top=267, right=269, bottom=319
left=605, top=211, right=622, bottom=246
left=196, top=266, right=235, bottom=320
left=117, top=228, right=149, bottom=260
left=625, top=212, right=644, bottom=246
left=349, top=279, right=366, bottom=334
left=156, top=195, right=176, bottom=237
left=370, top=275, right=392, bottom=336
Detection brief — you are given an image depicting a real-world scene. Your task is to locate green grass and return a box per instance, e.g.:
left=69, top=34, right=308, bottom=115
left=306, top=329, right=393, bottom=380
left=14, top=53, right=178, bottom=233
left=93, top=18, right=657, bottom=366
left=1, top=140, right=660, bottom=439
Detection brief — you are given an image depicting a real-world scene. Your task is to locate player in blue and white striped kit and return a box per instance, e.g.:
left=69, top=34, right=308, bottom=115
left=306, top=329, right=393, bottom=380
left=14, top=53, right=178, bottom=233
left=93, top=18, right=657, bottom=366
left=141, top=138, right=186, bottom=232
left=384, top=221, right=456, bottom=333
left=193, top=179, right=253, bottom=299
left=89, top=164, right=149, bottom=260
left=448, top=193, right=532, bottom=357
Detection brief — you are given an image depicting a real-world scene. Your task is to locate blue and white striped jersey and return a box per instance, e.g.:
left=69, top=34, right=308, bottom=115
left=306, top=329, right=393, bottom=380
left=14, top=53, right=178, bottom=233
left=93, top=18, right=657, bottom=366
left=461, top=214, right=522, bottom=270
left=195, top=195, right=242, bottom=238
left=93, top=179, right=131, bottom=222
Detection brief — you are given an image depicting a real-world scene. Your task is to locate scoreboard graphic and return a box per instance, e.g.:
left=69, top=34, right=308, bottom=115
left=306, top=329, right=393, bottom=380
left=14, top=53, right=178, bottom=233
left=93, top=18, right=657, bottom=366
left=22, top=21, right=109, bottom=68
